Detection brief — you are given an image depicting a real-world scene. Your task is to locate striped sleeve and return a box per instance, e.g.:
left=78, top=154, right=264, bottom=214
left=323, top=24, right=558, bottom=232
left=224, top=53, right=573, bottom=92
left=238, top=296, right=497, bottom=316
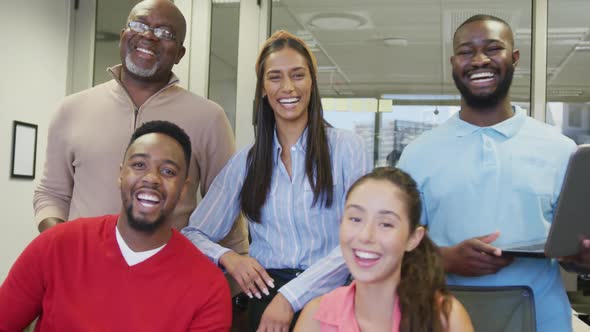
left=181, top=148, right=248, bottom=265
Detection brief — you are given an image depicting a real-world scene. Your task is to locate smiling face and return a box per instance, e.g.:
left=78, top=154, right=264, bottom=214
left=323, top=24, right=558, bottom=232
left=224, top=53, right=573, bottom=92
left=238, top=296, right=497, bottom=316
left=451, top=19, right=519, bottom=109
left=119, top=0, right=186, bottom=82
left=340, top=179, right=424, bottom=286
left=262, top=47, right=312, bottom=130
left=119, top=133, right=187, bottom=233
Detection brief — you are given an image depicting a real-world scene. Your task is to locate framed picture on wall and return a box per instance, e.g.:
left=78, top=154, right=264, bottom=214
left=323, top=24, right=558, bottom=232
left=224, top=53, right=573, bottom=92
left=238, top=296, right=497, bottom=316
left=10, top=121, right=38, bottom=179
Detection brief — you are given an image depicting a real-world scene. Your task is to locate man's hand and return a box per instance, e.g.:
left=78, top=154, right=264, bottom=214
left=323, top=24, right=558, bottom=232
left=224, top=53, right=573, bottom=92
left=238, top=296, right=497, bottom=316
left=257, top=293, right=294, bottom=332
left=575, top=238, right=590, bottom=267
left=440, top=231, right=513, bottom=276
left=38, top=217, right=64, bottom=233
left=559, top=236, right=590, bottom=271
left=219, top=251, right=274, bottom=299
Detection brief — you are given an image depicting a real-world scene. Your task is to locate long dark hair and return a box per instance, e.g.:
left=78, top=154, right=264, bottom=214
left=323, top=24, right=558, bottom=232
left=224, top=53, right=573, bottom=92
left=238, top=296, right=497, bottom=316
left=346, top=167, right=451, bottom=332
left=240, top=30, right=333, bottom=223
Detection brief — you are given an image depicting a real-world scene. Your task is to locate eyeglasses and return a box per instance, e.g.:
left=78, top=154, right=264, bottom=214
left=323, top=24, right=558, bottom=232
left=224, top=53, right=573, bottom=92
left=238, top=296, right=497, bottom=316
left=127, top=21, right=176, bottom=41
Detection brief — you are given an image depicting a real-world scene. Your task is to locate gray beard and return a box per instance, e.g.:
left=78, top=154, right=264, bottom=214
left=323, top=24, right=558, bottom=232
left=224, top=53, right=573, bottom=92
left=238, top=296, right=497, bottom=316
left=125, top=54, right=158, bottom=78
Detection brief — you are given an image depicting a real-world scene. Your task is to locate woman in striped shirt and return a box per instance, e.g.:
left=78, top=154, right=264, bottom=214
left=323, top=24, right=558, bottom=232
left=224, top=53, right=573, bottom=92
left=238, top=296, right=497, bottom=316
left=182, top=30, right=370, bottom=331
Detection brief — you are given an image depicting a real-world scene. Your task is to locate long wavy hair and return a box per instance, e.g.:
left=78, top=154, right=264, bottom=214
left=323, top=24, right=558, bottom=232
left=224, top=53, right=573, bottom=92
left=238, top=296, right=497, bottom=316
left=345, top=167, right=451, bottom=331
left=240, top=30, right=333, bottom=223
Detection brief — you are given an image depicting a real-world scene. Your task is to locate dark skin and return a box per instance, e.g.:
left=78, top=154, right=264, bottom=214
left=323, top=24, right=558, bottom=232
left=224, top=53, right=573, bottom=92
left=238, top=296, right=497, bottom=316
left=117, top=133, right=188, bottom=251
left=39, top=0, right=186, bottom=233
left=40, top=133, right=188, bottom=246
left=451, top=20, right=519, bottom=126
left=559, top=237, right=590, bottom=272
left=444, top=19, right=590, bottom=274
left=119, top=0, right=186, bottom=107
left=440, top=232, right=513, bottom=277
left=440, top=19, right=518, bottom=276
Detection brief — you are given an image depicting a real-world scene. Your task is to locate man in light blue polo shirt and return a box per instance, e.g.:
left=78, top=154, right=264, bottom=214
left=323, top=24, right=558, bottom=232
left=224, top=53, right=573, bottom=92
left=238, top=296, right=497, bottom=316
left=397, top=14, right=577, bottom=331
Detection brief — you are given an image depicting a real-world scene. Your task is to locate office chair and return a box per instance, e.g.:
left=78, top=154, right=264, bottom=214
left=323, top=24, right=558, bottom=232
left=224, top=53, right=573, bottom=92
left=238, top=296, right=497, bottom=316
left=448, top=285, right=536, bottom=332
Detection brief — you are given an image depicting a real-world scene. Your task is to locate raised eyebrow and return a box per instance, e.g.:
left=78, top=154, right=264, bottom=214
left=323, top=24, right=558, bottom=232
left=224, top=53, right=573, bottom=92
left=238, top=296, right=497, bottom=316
left=127, top=154, right=181, bottom=169
left=266, top=69, right=282, bottom=76
left=131, top=15, right=148, bottom=23
left=345, top=204, right=365, bottom=212
left=127, top=153, right=149, bottom=160
left=377, top=209, right=401, bottom=221
left=457, top=39, right=506, bottom=48
left=160, top=159, right=181, bottom=170
left=266, top=66, right=307, bottom=75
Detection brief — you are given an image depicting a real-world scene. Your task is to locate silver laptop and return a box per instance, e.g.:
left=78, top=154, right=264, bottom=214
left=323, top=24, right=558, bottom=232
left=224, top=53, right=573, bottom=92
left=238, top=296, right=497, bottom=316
left=501, top=144, right=590, bottom=258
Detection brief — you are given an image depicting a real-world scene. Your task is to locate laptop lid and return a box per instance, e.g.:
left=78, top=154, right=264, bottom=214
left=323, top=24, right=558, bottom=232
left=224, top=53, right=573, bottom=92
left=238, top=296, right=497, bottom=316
left=500, top=144, right=590, bottom=258
left=544, top=144, right=590, bottom=258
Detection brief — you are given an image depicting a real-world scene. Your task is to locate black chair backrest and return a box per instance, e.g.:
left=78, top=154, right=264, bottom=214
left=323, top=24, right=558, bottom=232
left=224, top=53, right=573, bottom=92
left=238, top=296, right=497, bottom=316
left=448, top=285, right=536, bottom=332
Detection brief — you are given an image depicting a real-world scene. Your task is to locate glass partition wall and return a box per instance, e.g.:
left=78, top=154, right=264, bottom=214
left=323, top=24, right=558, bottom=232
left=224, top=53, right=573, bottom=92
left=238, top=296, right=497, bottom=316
left=546, top=0, right=590, bottom=144
left=94, top=0, right=137, bottom=86
left=270, top=0, right=533, bottom=167
left=208, top=1, right=241, bottom=131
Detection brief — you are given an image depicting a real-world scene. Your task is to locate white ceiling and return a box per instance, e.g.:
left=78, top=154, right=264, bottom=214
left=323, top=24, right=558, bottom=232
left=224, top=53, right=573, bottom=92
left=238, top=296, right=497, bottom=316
left=268, top=0, right=590, bottom=103
left=96, top=0, right=590, bottom=103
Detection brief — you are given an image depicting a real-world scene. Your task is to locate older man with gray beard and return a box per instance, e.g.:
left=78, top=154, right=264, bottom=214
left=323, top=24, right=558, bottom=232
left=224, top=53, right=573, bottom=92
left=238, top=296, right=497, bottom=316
left=34, top=0, right=248, bottom=274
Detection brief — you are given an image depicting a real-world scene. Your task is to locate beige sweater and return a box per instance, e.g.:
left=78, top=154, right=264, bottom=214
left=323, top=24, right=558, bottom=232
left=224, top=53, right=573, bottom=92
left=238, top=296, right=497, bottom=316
left=33, top=65, right=248, bottom=254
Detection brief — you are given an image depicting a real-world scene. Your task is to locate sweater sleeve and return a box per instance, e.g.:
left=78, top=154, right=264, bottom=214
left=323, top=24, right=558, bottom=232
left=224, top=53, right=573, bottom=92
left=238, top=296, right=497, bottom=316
left=193, top=103, right=249, bottom=256
left=182, top=148, right=247, bottom=264
left=188, top=268, right=232, bottom=331
left=0, top=234, right=49, bottom=330
left=33, top=102, right=74, bottom=224
left=197, top=104, right=236, bottom=197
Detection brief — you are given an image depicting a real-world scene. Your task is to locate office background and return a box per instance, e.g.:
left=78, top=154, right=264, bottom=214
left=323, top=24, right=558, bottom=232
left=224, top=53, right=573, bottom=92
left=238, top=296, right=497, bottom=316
left=1, top=0, right=589, bottom=288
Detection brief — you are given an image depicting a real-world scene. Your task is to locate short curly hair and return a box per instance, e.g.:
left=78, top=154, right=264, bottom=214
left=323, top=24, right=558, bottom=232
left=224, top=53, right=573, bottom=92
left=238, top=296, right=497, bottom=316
left=126, top=120, right=192, bottom=177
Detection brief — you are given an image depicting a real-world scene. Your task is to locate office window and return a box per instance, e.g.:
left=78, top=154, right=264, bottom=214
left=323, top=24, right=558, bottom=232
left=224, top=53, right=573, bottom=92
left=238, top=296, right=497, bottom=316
left=546, top=0, right=590, bottom=143
left=208, top=1, right=240, bottom=131
left=94, top=0, right=137, bottom=86
left=271, top=0, right=533, bottom=166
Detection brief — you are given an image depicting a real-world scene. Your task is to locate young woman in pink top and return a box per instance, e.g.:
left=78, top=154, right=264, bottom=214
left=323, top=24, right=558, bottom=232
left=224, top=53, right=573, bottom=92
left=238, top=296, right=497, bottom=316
left=295, top=167, right=474, bottom=331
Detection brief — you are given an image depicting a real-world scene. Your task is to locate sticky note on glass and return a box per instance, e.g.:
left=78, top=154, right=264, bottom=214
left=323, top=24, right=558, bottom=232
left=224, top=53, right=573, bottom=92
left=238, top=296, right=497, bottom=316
left=335, top=99, right=348, bottom=112
left=378, top=99, right=392, bottom=112
left=351, top=99, right=364, bottom=112
left=321, top=98, right=335, bottom=112
left=367, top=99, right=378, bottom=112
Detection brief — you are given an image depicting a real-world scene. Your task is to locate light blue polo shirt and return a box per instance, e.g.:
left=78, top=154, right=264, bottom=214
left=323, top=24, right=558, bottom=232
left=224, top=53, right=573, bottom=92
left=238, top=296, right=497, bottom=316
left=398, top=107, right=577, bottom=332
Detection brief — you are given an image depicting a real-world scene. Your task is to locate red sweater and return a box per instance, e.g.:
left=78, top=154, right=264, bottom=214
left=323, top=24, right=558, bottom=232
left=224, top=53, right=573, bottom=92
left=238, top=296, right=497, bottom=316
left=0, top=215, right=231, bottom=331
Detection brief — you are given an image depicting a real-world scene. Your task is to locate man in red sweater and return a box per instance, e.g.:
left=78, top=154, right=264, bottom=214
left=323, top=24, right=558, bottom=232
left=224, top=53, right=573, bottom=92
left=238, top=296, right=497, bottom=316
left=0, top=121, right=231, bottom=331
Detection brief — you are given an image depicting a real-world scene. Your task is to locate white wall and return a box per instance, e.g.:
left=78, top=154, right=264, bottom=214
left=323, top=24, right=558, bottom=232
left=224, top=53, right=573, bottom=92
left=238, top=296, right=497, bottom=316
left=0, top=1, right=71, bottom=281
left=0, top=0, right=265, bottom=283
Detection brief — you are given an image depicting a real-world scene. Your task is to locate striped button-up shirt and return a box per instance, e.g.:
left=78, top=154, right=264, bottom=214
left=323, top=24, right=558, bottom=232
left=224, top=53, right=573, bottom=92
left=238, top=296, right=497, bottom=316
left=182, top=126, right=370, bottom=311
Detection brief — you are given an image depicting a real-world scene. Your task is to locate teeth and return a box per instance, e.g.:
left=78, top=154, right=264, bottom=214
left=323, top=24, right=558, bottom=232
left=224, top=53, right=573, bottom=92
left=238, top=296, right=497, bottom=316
left=279, top=97, right=300, bottom=104
left=137, top=193, right=160, bottom=203
left=470, top=72, right=494, bottom=80
left=354, top=250, right=380, bottom=260
left=137, top=48, right=155, bottom=56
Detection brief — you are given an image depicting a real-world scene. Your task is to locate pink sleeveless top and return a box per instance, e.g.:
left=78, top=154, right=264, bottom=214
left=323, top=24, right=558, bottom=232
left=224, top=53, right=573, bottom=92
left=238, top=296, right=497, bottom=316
left=313, top=282, right=401, bottom=332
